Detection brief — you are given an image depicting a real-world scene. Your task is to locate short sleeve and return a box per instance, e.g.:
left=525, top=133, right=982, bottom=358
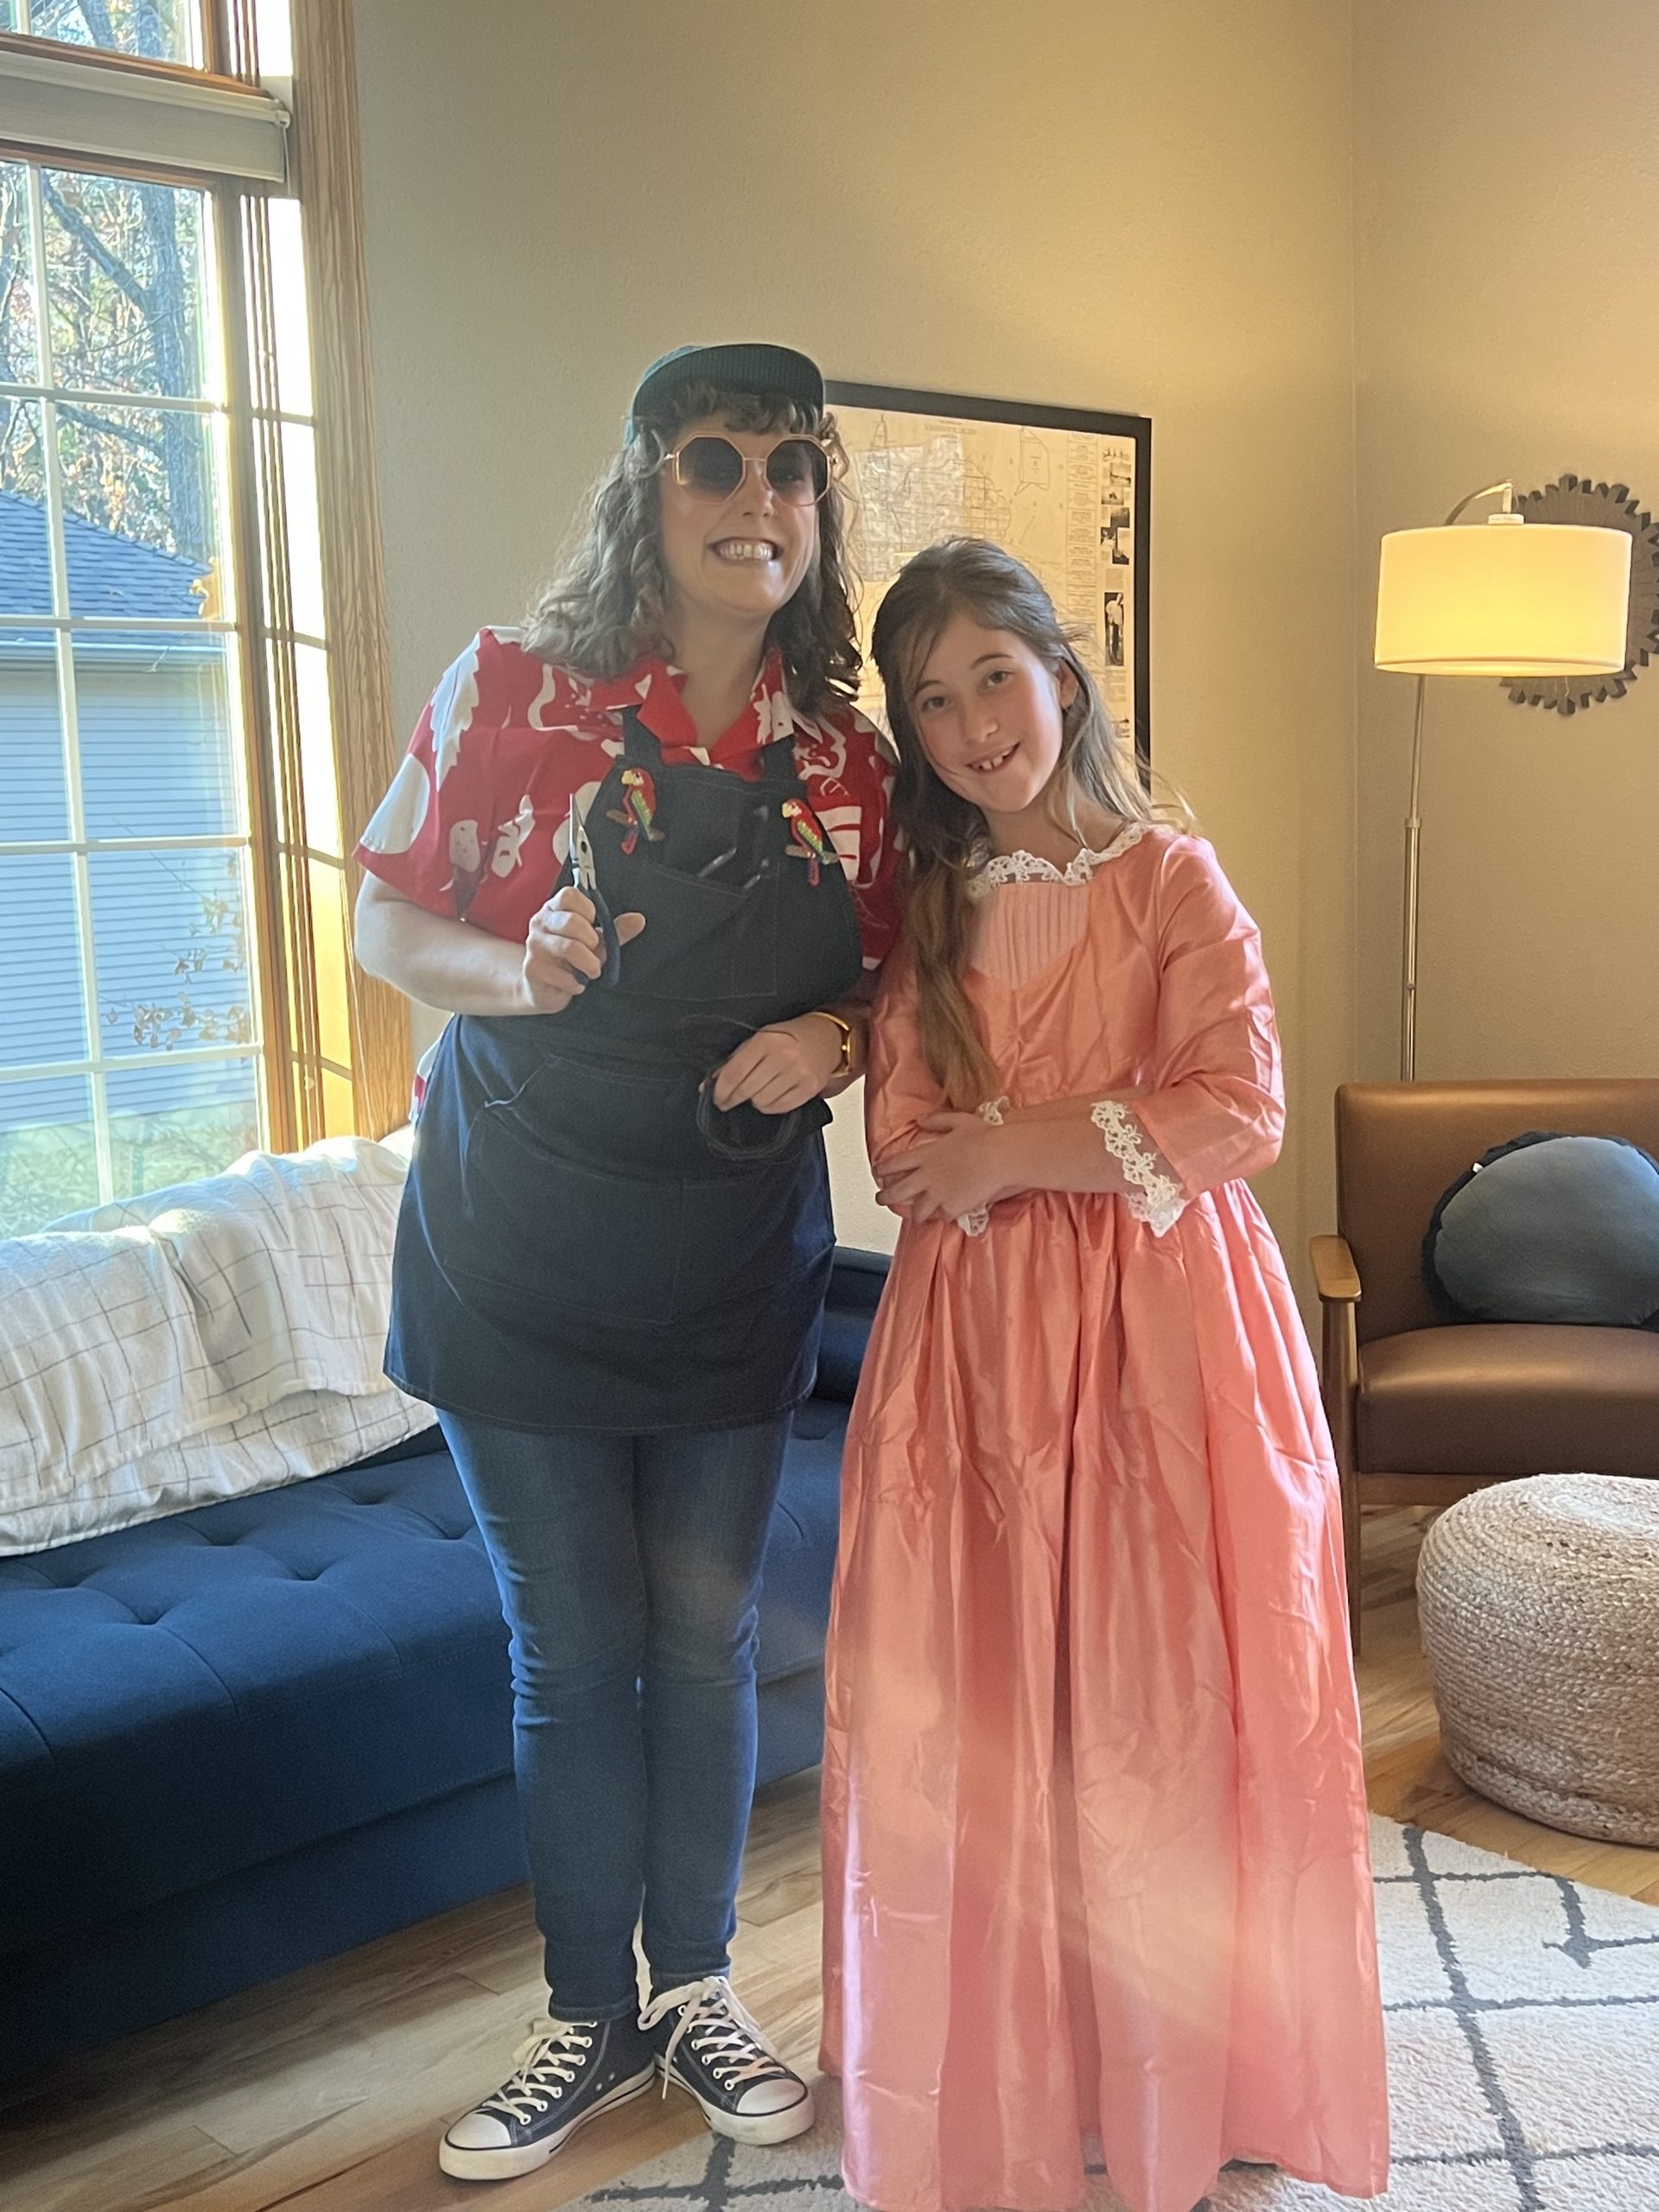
left=849, top=743, right=899, bottom=972
left=795, top=706, right=899, bottom=972
left=1129, top=838, right=1285, bottom=1198
left=355, top=631, right=500, bottom=918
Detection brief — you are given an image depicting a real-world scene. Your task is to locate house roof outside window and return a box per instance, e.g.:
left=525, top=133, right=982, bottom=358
left=0, top=491, right=220, bottom=657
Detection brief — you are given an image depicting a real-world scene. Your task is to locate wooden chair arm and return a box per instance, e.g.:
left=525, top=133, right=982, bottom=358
left=1310, top=1233, right=1363, bottom=1646
left=1310, top=1233, right=1361, bottom=1305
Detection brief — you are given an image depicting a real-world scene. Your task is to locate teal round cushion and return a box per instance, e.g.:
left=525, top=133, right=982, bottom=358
left=1424, top=1132, right=1659, bottom=1327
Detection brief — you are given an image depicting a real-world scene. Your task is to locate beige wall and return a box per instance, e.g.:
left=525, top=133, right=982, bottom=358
left=1353, top=0, right=1659, bottom=1081
left=355, top=0, right=1360, bottom=1281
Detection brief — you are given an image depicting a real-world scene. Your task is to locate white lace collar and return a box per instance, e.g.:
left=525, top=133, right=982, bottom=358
left=974, top=821, right=1147, bottom=891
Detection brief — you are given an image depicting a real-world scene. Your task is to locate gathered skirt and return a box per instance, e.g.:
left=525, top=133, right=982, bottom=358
left=819, top=1185, right=1389, bottom=2212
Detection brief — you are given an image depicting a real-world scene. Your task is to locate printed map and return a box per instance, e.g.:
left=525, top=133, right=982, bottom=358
left=832, top=403, right=1141, bottom=740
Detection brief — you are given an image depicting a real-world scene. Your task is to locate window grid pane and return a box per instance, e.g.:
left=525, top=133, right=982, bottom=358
left=0, top=1071, right=98, bottom=1236
left=88, top=845, right=255, bottom=1053
left=13, top=0, right=204, bottom=68
left=0, top=852, right=86, bottom=1066
left=0, top=163, right=41, bottom=385
left=307, top=853, right=348, bottom=1068
left=105, top=1051, right=261, bottom=1199
left=239, top=169, right=365, bottom=1148
left=73, top=627, right=242, bottom=839
left=0, top=159, right=267, bottom=1226
left=40, top=166, right=216, bottom=404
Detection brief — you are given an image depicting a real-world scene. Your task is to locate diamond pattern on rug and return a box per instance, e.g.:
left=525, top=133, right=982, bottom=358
left=570, top=1818, right=1659, bottom=2212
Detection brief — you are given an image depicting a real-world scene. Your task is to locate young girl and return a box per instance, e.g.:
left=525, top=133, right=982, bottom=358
left=819, top=540, right=1388, bottom=2212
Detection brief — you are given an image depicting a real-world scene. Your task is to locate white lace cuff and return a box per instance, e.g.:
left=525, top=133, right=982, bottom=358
left=1092, top=1099, right=1185, bottom=1236
left=957, top=1097, right=1007, bottom=1237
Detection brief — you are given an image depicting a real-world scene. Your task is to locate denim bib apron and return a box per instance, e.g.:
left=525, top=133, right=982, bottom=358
left=386, top=709, right=864, bottom=1433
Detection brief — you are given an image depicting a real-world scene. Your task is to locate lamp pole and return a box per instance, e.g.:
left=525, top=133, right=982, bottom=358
left=1397, top=480, right=1516, bottom=1080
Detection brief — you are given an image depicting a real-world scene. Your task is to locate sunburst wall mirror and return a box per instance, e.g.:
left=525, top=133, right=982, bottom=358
left=1503, top=475, right=1659, bottom=715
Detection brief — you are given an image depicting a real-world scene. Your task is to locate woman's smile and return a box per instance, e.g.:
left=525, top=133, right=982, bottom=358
left=709, top=536, right=785, bottom=566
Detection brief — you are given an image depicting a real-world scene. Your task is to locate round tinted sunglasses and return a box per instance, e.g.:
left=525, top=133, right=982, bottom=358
left=664, top=433, right=836, bottom=508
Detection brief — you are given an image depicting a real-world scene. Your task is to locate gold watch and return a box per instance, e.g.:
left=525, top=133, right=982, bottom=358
left=809, top=1008, right=855, bottom=1077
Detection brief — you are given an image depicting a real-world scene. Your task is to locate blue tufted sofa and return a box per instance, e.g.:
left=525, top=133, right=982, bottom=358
left=0, top=1248, right=888, bottom=2083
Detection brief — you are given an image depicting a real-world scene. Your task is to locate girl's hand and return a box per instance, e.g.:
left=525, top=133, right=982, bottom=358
left=519, top=888, right=645, bottom=1013
left=876, top=1110, right=1016, bottom=1223
left=710, top=1014, right=844, bottom=1115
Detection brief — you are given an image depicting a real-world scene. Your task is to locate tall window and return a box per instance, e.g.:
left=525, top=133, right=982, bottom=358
left=0, top=0, right=404, bottom=1234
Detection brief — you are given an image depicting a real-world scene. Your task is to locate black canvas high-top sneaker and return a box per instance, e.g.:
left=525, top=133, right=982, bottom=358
left=438, top=2012, right=655, bottom=2179
left=640, top=1977, right=814, bottom=2145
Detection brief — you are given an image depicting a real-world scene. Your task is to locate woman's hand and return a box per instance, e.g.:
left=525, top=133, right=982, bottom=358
left=519, top=888, right=645, bottom=1013
left=876, top=1110, right=1017, bottom=1223
left=709, top=1014, right=845, bottom=1115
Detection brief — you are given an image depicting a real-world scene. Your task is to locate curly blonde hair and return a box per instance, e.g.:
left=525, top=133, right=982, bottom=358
left=524, top=383, right=860, bottom=715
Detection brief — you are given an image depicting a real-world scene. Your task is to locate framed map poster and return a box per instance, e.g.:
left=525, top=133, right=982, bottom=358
left=825, top=381, right=1152, bottom=768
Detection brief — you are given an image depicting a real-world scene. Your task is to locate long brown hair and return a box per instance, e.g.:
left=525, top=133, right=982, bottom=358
left=524, top=383, right=860, bottom=715
left=873, top=537, right=1186, bottom=1108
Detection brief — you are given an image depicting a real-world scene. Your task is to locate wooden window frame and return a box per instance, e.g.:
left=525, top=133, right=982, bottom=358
left=278, top=0, right=407, bottom=1140
left=226, top=0, right=408, bottom=1142
left=0, top=0, right=408, bottom=1180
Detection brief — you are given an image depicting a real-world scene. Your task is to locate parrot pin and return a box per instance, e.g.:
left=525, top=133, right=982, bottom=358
left=782, top=798, right=837, bottom=888
left=606, top=765, right=664, bottom=857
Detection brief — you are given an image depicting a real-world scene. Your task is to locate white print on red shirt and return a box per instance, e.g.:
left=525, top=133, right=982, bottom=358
left=357, top=627, right=899, bottom=970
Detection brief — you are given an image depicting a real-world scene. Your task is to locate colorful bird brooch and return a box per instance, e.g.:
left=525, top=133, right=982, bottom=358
left=607, top=766, right=665, bottom=856
left=782, top=798, right=838, bottom=887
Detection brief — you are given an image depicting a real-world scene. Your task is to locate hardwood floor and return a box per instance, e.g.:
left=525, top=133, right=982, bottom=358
left=3, top=1510, right=1656, bottom=2212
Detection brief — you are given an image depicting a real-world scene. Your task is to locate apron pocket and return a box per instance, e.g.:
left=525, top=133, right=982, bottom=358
left=459, top=1091, right=687, bottom=1326
left=620, top=861, right=785, bottom=1002
left=673, top=1145, right=834, bottom=1318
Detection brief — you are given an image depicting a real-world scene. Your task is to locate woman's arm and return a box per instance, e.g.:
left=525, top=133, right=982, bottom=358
left=809, top=980, right=877, bottom=1099
left=705, top=986, right=873, bottom=1115
left=354, top=874, right=642, bottom=1017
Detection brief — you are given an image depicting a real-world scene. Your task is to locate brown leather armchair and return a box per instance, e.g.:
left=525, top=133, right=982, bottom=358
left=1313, top=1080, right=1659, bottom=1647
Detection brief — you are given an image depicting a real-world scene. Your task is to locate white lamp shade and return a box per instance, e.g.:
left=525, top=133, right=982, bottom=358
left=1374, top=519, right=1631, bottom=676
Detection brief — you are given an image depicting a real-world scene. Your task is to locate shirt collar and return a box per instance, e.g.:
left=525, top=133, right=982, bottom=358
left=592, top=646, right=802, bottom=760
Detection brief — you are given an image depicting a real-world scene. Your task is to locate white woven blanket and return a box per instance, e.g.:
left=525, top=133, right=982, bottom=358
left=0, top=1133, right=430, bottom=1554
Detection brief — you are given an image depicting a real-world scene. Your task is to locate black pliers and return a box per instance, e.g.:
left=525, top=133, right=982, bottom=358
left=568, top=793, right=623, bottom=987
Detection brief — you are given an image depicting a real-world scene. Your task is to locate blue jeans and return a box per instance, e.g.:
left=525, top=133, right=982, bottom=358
left=439, top=1410, right=791, bottom=2021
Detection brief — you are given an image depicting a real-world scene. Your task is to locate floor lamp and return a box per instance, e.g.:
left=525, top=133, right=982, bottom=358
left=1374, top=484, right=1631, bottom=1080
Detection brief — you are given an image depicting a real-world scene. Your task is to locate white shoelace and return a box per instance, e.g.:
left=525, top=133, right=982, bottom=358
left=640, top=1977, right=785, bottom=2098
left=478, top=2016, right=596, bottom=2123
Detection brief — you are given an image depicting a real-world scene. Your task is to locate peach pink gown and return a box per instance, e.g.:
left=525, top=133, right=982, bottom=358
left=820, top=827, right=1388, bottom=2212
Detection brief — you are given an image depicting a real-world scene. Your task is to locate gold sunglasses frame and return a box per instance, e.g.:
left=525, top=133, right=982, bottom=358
left=662, top=431, right=842, bottom=507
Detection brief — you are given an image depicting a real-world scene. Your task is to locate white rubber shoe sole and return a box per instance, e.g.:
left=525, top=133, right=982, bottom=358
left=438, top=2063, right=654, bottom=2180
left=657, top=2056, right=816, bottom=2145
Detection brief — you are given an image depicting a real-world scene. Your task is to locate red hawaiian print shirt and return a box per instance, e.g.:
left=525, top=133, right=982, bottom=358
left=355, top=627, right=899, bottom=970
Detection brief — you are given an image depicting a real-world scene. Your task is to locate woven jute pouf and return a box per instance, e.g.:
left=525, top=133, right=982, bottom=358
left=1419, top=1472, right=1659, bottom=1845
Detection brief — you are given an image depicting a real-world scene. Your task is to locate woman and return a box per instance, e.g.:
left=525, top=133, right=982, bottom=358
left=353, top=342, right=896, bottom=2182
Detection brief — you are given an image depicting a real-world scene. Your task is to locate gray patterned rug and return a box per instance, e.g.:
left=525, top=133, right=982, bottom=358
left=574, top=1818, right=1659, bottom=2212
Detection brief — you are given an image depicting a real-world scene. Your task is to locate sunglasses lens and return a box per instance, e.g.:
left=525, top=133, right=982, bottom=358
left=766, top=439, right=829, bottom=504
left=677, top=436, right=746, bottom=499
left=672, top=435, right=829, bottom=505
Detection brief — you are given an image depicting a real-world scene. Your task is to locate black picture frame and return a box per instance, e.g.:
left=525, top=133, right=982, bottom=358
left=824, top=379, right=1153, bottom=769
